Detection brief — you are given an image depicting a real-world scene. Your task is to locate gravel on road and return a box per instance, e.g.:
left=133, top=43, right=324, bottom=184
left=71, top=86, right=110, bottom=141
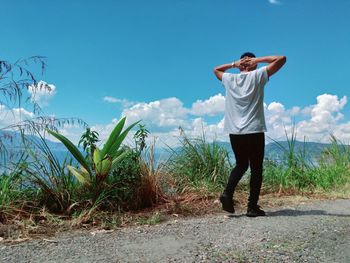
left=1, top=199, right=349, bottom=263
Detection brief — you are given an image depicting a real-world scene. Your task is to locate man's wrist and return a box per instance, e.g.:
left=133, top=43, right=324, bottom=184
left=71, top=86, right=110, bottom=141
left=231, top=61, right=236, bottom=68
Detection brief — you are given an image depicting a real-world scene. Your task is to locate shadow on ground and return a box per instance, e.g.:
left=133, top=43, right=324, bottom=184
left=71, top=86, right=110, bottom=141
left=267, top=209, right=350, bottom=217
left=225, top=209, right=350, bottom=218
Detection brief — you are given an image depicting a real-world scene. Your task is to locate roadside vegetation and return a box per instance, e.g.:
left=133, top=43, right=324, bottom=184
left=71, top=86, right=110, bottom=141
left=1, top=123, right=349, bottom=240
left=0, top=57, right=349, bottom=241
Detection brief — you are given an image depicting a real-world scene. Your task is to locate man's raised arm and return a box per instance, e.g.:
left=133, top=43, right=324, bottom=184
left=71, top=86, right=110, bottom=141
left=213, top=63, right=233, bottom=81
left=251, top=56, right=287, bottom=77
left=213, top=58, right=247, bottom=81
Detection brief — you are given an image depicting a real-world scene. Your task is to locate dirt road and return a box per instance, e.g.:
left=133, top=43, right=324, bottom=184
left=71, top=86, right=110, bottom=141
left=1, top=199, right=349, bottom=263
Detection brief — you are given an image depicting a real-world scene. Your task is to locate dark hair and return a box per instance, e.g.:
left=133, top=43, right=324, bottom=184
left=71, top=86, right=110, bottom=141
left=240, top=52, right=256, bottom=59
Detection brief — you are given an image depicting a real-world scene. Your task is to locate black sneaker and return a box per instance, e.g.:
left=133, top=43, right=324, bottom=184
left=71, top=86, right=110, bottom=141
left=219, top=194, right=234, bottom=213
left=246, top=205, right=266, bottom=217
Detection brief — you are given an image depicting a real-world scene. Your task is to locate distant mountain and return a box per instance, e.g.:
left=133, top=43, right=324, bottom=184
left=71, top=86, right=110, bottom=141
left=0, top=130, right=71, bottom=169
left=215, top=140, right=333, bottom=162
left=0, top=130, right=66, bottom=150
left=0, top=130, right=340, bottom=168
left=264, top=141, right=331, bottom=161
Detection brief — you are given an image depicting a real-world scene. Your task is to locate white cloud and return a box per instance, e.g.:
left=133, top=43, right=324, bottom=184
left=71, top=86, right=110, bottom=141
left=92, top=94, right=228, bottom=147
left=265, top=102, right=292, bottom=140
left=28, top=80, right=56, bottom=107
left=296, top=94, right=347, bottom=139
left=289, top=106, right=301, bottom=116
left=332, top=122, right=350, bottom=142
left=103, top=96, right=135, bottom=107
left=91, top=118, right=120, bottom=145
left=119, top=93, right=226, bottom=129
left=268, top=0, right=281, bottom=5
left=132, top=117, right=226, bottom=148
left=0, top=105, right=35, bottom=128
left=88, top=93, right=350, bottom=149
left=190, top=117, right=226, bottom=141
left=103, top=96, right=119, bottom=103
left=0, top=104, right=85, bottom=145
left=122, top=97, right=190, bottom=129
left=110, top=93, right=226, bottom=123
left=191, top=93, right=225, bottom=116
left=265, top=94, right=349, bottom=143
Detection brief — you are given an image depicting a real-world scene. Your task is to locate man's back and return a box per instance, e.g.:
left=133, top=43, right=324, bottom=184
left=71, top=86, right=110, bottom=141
left=222, top=66, right=269, bottom=134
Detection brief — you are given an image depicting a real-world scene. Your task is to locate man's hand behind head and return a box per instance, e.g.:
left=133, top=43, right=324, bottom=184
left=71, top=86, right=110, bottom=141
left=237, top=57, right=257, bottom=72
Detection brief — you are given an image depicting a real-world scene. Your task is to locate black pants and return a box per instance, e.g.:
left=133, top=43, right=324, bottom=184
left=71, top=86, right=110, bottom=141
left=224, top=132, right=265, bottom=208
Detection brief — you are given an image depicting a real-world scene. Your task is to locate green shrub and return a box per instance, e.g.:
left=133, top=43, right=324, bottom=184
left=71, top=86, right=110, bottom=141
left=106, top=147, right=141, bottom=209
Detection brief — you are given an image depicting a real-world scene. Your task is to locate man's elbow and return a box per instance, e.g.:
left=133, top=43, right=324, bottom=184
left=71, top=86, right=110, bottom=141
left=213, top=69, right=222, bottom=81
left=280, top=56, right=287, bottom=64
left=213, top=68, right=219, bottom=76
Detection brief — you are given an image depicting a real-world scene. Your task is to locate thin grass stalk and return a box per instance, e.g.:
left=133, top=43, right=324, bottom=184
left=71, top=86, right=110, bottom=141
left=20, top=127, right=78, bottom=212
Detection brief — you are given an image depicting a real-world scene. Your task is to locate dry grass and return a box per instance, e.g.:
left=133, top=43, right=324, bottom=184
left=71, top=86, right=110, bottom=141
left=132, top=141, right=168, bottom=209
left=164, top=192, right=220, bottom=216
left=1, top=189, right=348, bottom=243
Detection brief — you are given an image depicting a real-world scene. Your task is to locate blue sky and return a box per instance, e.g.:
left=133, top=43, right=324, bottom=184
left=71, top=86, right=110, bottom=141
left=1, top=0, right=350, bottom=145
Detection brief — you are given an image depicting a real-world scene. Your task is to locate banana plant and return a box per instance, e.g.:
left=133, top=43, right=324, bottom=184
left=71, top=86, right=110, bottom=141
left=47, top=117, right=139, bottom=187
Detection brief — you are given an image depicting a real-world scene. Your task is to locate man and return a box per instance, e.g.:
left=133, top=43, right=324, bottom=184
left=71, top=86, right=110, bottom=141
left=213, top=52, right=286, bottom=217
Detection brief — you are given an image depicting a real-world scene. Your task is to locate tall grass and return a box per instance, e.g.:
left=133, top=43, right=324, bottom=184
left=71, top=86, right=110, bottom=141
left=0, top=172, right=22, bottom=221
left=166, top=130, right=232, bottom=193
left=0, top=155, right=31, bottom=222
left=314, top=135, right=350, bottom=190
left=264, top=130, right=350, bottom=193
left=137, top=139, right=167, bottom=207
left=166, top=127, right=349, bottom=195
left=20, top=129, right=79, bottom=213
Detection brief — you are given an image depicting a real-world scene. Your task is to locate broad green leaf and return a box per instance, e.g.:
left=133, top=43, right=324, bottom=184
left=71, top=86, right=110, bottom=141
left=112, top=149, right=123, bottom=158
left=100, top=157, right=112, bottom=177
left=100, top=117, right=126, bottom=157
left=109, top=120, right=140, bottom=157
left=93, top=147, right=102, bottom=166
left=47, top=129, right=91, bottom=173
left=67, top=165, right=91, bottom=185
left=81, top=165, right=89, bottom=174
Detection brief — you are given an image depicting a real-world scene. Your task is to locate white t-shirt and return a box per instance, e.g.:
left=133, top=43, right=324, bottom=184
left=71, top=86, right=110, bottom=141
left=222, top=66, right=269, bottom=134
